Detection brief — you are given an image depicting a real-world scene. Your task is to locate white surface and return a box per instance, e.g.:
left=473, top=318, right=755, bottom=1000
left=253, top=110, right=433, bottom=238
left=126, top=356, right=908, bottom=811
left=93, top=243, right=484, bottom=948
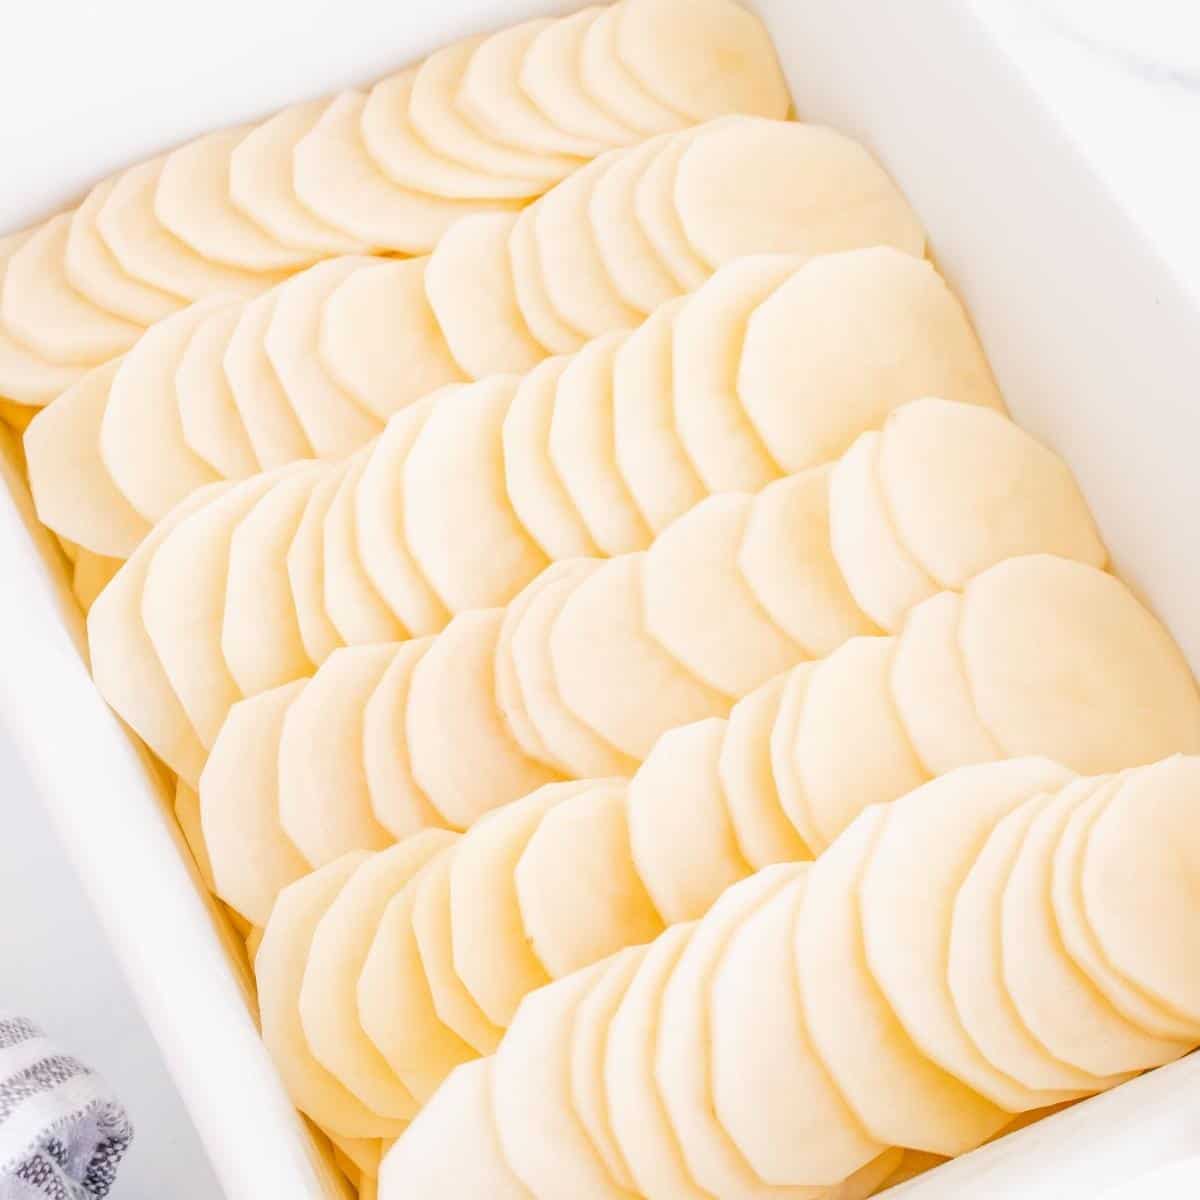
left=1, top=2, right=1200, bottom=1199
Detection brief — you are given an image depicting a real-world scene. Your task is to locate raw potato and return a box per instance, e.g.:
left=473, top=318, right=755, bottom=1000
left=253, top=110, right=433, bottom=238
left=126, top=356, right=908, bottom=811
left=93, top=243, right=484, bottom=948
left=174, top=780, right=215, bottom=891
left=509, top=207, right=584, bottom=355
left=634, top=135, right=709, bottom=291
left=286, top=463, right=348, bottom=667
left=71, top=549, right=122, bottom=613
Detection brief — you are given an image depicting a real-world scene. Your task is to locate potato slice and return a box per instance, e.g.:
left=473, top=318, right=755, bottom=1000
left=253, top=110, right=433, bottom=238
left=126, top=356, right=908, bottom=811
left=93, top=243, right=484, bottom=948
left=1001, top=787, right=1188, bottom=1075
left=360, top=637, right=442, bottom=838
left=175, top=302, right=261, bottom=479
left=329, top=1135, right=381, bottom=1181
left=357, top=844, right=476, bottom=1102
left=960, top=556, right=1200, bottom=773
left=633, top=134, right=708, bottom=291
left=407, top=609, right=560, bottom=830
left=377, top=1059, right=531, bottom=1198
left=879, top=398, right=1106, bottom=590
left=675, top=119, right=925, bottom=270
left=25, top=360, right=150, bottom=557
left=222, top=465, right=322, bottom=695
left=277, top=644, right=399, bottom=866
left=72, top=550, right=122, bottom=613
left=228, top=100, right=366, bottom=257
left=301, top=834, right=451, bottom=1117
left=322, top=256, right=466, bottom=420
left=257, top=854, right=404, bottom=1138
left=410, top=850, right=503, bottom=1054
left=550, top=553, right=728, bottom=759
left=509, top=207, right=585, bottom=355
left=155, top=127, right=316, bottom=272
left=619, top=0, right=789, bottom=120
left=712, top=869, right=884, bottom=1187
left=739, top=249, right=1002, bottom=472
left=265, top=259, right=382, bottom=456
left=718, top=677, right=811, bottom=869
left=174, top=779, right=215, bottom=892
left=548, top=334, right=650, bottom=555
left=286, top=462, right=348, bottom=667
left=589, top=136, right=681, bottom=314
left=424, top=213, right=542, bottom=381
left=404, top=375, right=548, bottom=613
left=460, top=19, right=609, bottom=159
left=1053, top=777, right=1200, bottom=1041
left=142, top=471, right=279, bottom=746
left=1080, top=757, right=1200, bottom=1031
left=495, top=960, right=631, bottom=1199
left=98, top=159, right=280, bottom=300
left=519, top=9, right=637, bottom=149
left=66, top=181, right=183, bottom=326
left=516, top=780, right=663, bottom=978
left=611, top=299, right=706, bottom=533
left=798, top=806, right=1009, bottom=1154
left=605, top=923, right=708, bottom=1199
left=948, top=787, right=1127, bottom=1094
left=323, top=453, right=406, bottom=645
left=362, top=69, right=542, bottom=201
left=100, top=303, right=222, bottom=522
left=503, top=357, right=599, bottom=560
left=200, top=681, right=310, bottom=925
left=674, top=254, right=799, bottom=493
left=354, top=398, right=448, bottom=639
left=579, top=6, right=685, bottom=136
left=768, top=664, right=823, bottom=854
left=410, top=39, right=577, bottom=187
left=293, top=92, right=494, bottom=253
left=739, top=467, right=874, bottom=658
left=509, top=560, right=638, bottom=779
left=449, top=789, right=564, bottom=1027
left=86, top=486, right=215, bottom=784
left=827, top=432, right=939, bottom=633
left=657, top=864, right=814, bottom=1196
left=796, top=638, right=928, bottom=852
left=2, top=214, right=138, bottom=364
left=627, top=719, right=750, bottom=924
left=861, top=760, right=1079, bottom=1110
left=642, top=494, right=801, bottom=697
left=0, top=323, right=84, bottom=407
left=534, top=161, right=643, bottom=340
left=223, top=290, right=314, bottom=469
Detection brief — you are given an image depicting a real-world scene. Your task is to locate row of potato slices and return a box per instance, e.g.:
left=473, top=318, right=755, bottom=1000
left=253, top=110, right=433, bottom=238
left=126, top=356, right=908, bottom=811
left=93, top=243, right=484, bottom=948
left=82, top=249, right=998, bottom=787
left=195, top=400, right=1117, bottom=927
left=377, top=753, right=1200, bottom=1198
left=0, top=0, right=788, bottom=405
left=26, top=116, right=923, bottom=558
left=245, top=554, right=1200, bottom=1157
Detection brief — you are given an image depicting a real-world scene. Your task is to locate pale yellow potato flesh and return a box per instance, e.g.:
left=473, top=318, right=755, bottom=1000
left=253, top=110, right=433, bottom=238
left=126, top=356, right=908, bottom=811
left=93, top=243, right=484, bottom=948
left=2, top=214, right=138, bottom=364
left=509, top=207, right=585, bottom=355
left=357, top=843, right=475, bottom=1102
left=25, top=360, right=150, bottom=558
left=71, top=549, right=122, bottom=613
left=301, top=835, right=450, bottom=1118
left=515, top=781, right=663, bottom=978
left=641, top=493, right=801, bottom=697
left=361, top=638, right=444, bottom=839
left=174, top=302, right=260, bottom=480
left=321, top=256, right=466, bottom=421
left=627, top=718, right=751, bottom=924
left=174, top=779, right=215, bottom=892
left=424, top=214, right=542, bottom=381
left=155, top=126, right=318, bottom=272
left=769, top=664, right=824, bottom=855
left=328, top=1134, right=382, bottom=1181
left=632, top=134, right=708, bottom=291
left=276, top=643, right=399, bottom=866
left=286, top=462, right=348, bottom=666
left=200, top=681, right=310, bottom=926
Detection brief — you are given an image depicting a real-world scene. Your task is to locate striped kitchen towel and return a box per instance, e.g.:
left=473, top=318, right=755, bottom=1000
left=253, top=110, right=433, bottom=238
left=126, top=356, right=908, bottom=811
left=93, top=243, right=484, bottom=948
left=0, top=1014, right=131, bottom=1200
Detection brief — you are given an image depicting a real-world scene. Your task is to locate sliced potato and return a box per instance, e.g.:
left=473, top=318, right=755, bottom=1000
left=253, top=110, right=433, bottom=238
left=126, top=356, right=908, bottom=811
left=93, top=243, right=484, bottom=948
left=798, top=807, right=1008, bottom=1154
left=509, top=207, right=585, bottom=355
left=277, top=643, right=399, bottom=866
left=174, top=779, right=215, bottom=891
left=200, top=681, right=310, bottom=926
left=632, top=134, right=708, bottom=291
left=406, top=609, right=560, bottom=830
left=516, top=780, right=662, bottom=978
left=768, top=663, right=823, bottom=855
left=71, top=549, right=122, bottom=613
left=285, top=462, right=348, bottom=667
left=548, top=334, right=649, bottom=555
left=627, top=719, right=750, bottom=924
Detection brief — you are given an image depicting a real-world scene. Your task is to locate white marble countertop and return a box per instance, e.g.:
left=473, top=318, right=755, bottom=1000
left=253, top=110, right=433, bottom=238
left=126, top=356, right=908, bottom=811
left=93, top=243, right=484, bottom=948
left=1, top=2, right=1198, bottom=1197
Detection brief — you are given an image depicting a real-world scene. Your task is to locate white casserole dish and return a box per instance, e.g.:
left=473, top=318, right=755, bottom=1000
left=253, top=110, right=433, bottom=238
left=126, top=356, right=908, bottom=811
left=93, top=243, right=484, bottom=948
left=2, top=1, right=1199, bottom=1195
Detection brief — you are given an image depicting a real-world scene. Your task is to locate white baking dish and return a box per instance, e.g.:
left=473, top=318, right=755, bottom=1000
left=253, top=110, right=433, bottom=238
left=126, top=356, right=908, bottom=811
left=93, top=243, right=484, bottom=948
left=2, top=1, right=1199, bottom=1196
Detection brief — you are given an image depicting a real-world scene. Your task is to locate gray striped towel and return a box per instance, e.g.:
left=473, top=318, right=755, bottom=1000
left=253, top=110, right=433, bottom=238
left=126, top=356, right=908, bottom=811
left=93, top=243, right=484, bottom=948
left=0, top=1014, right=132, bottom=1200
